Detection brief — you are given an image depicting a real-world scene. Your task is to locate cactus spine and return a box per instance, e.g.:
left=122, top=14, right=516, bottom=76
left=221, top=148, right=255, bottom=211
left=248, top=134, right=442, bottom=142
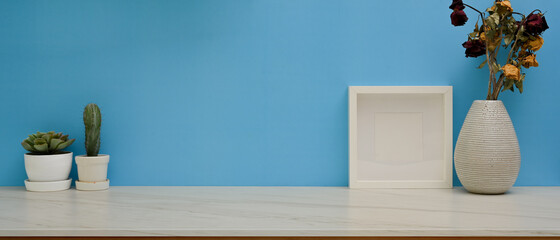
left=84, top=103, right=101, bottom=156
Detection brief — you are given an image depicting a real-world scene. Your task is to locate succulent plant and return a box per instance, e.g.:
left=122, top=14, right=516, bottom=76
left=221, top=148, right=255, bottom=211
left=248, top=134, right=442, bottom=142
left=84, top=103, right=101, bottom=156
left=21, top=131, right=75, bottom=154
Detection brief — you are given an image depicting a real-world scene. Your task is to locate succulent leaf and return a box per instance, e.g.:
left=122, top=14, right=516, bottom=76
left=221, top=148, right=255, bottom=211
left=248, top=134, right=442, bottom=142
left=34, top=138, right=47, bottom=145
left=34, top=142, right=48, bottom=152
left=42, top=133, right=52, bottom=145
left=24, top=139, right=34, bottom=145
left=56, top=138, right=75, bottom=151
left=21, top=141, right=36, bottom=152
left=49, top=138, right=64, bottom=151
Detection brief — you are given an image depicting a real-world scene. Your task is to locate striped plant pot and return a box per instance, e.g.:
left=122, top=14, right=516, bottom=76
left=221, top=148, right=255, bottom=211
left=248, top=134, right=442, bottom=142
left=455, top=100, right=520, bottom=194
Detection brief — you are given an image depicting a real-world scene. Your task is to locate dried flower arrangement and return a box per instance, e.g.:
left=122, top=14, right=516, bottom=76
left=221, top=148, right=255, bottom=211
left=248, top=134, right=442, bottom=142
left=450, top=0, right=549, bottom=100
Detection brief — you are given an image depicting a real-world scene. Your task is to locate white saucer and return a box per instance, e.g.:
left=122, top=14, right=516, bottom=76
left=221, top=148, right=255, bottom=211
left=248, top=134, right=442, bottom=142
left=75, top=179, right=110, bottom=191
left=24, top=179, right=72, bottom=192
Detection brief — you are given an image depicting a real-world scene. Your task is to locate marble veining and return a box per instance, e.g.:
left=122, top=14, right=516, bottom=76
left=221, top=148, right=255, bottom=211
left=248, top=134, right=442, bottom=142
left=0, top=187, right=559, bottom=236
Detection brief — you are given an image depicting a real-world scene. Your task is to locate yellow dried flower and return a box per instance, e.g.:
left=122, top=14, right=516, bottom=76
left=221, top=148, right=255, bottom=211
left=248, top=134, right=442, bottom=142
left=523, top=36, right=544, bottom=51
left=496, top=0, right=513, bottom=12
left=479, top=32, right=486, bottom=41
left=502, top=64, right=521, bottom=81
left=520, top=54, right=539, bottom=68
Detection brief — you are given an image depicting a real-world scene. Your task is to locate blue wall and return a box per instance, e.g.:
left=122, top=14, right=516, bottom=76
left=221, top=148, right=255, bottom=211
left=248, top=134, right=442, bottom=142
left=1, top=0, right=559, bottom=186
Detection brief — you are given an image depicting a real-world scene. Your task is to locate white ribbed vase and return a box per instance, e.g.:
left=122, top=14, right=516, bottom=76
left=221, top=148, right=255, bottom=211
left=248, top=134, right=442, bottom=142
left=455, top=100, right=520, bottom=194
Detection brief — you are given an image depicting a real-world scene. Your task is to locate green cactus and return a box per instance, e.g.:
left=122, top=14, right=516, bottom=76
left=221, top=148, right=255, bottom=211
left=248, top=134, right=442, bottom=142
left=21, top=131, right=75, bottom=154
left=84, top=103, right=101, bottom=156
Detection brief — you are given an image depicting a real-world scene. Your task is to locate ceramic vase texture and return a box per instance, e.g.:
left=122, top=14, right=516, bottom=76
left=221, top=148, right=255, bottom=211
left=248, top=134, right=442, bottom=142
left=24, top=152, right=73, bottom=182
left=75, top=154, right=110, bottom=190
left=455, top=100, right=520, bottom=194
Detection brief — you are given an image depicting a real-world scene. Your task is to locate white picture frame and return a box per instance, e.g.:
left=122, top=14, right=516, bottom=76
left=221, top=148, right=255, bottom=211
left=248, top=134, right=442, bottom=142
left=349, top=86, right=453, bottom=188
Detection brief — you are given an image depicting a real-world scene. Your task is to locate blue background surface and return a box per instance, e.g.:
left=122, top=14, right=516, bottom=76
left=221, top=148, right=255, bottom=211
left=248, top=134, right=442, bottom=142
left=1, top=0, right=559, bottom=186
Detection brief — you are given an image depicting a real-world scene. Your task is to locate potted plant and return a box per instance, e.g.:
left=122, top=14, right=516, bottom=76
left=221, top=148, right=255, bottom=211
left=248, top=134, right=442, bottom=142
left=21, top=131, right=75, bottom=191
left=449, top=0, right=549, bottom=194
left=75, top=103, right=110, bottom=191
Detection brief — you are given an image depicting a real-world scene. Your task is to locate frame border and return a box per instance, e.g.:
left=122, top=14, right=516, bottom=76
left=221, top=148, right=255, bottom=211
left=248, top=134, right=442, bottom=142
left=348, top=86, right=453, bottom=188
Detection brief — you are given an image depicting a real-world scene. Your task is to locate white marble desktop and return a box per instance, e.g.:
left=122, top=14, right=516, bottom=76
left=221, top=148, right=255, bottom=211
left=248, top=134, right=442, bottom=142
left=0, top=186, right=559, bottom=236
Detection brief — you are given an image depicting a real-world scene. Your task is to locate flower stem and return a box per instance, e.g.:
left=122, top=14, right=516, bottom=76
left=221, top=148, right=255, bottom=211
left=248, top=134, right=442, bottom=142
left=493, top=74, right=505, bottom=100
left=512, top=12, right=526, bottom=18
left=463, top=3, right=485, bottom=20
left=484, top=39, right=494, bottom=100
left=463, top=3, right=494, bottom=100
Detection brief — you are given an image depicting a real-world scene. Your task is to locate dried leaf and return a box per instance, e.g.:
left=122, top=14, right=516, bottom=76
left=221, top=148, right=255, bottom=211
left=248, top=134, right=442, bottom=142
left=489, top=13, right=500, bottom=25
left=478, top=59, right=488, bottom=69
left=504, top=34, right=514, bottom=47
left=492, top=61, right=500, bottom=73
left=474, top=20, right=479, bottom=32
left=515, top=74, right=525, bottom=93
left=502, top=79, right=514, bottom=92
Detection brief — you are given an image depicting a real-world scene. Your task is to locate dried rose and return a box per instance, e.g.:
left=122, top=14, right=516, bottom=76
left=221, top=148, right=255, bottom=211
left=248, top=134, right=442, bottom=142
left=524, top=13, right=549, bottom=35
left=502, top=64, right=521, bottom=80
left=451, top=9, right=469, bottom=26
left=462, top=40, right=486, bottom=58
left=522, top=36, right=544, bottom=51
left=520, top=54, right=539, bottom=68
left=449, top=0, right=465, bottom=10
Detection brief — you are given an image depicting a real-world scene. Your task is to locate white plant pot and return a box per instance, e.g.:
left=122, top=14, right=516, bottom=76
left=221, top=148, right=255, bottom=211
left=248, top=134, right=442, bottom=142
left=24, top=152, right=73, bottom=192
left=25, top=152, right=73, bottom=182
left=75, top=154, right=110, bottom=191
